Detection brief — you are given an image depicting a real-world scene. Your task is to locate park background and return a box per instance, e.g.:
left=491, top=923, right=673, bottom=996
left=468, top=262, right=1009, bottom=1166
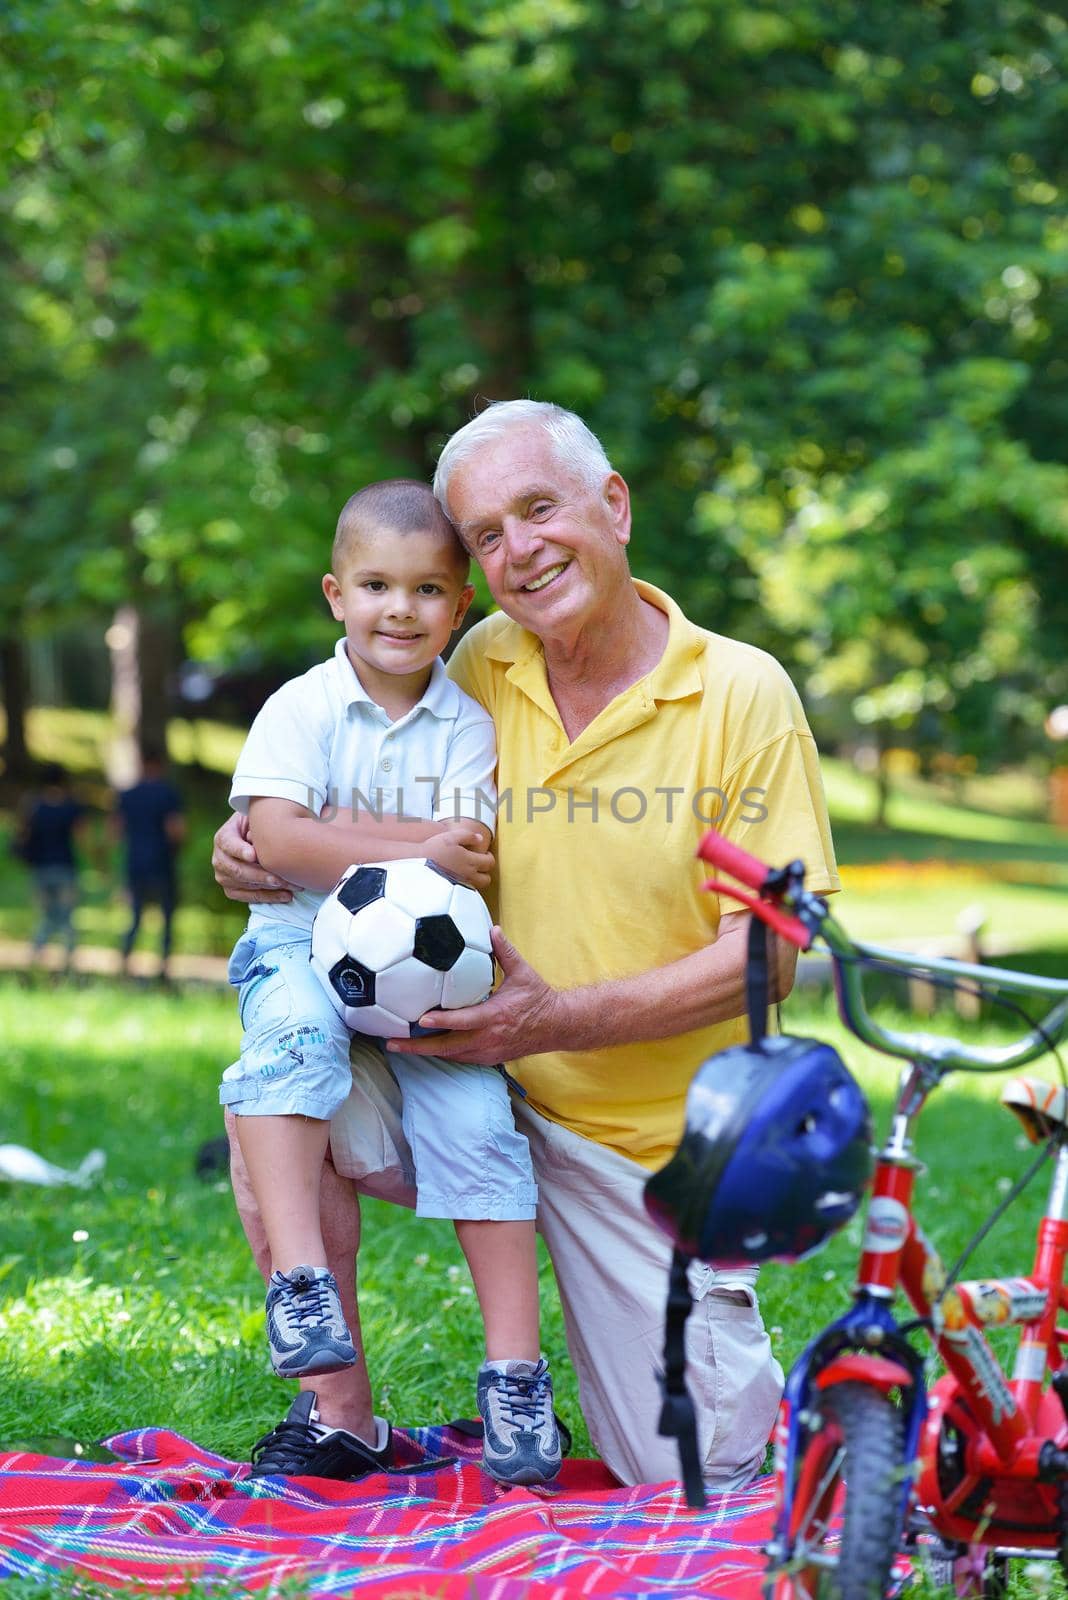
left=2, top=0, right=1068, bottom=1518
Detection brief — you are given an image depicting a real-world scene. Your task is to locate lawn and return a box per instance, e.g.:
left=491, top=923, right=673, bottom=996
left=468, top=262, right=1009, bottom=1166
left=2, top=975, right=1062, bottom=1464
left=2, top=971, right=1067, bottom=1596
left=2, top=714, right=1067, bottom=1594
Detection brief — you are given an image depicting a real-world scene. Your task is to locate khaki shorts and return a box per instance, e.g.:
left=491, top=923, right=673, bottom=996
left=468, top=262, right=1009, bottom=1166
left=328, top=1042, right=782, bottom=1489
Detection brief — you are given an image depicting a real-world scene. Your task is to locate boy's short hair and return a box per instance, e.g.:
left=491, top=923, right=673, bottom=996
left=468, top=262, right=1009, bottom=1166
left=333, top=479, right=468, bottom=579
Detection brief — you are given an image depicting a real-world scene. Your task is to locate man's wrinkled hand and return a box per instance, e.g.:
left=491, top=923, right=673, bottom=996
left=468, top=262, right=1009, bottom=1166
left=211, top=812, right=295, bottom=904
left=388, top=927, right=566, bottom=1064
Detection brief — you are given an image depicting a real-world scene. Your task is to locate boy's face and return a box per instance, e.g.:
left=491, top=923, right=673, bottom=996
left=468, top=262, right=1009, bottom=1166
left=322, top=527, right=474, bottom=698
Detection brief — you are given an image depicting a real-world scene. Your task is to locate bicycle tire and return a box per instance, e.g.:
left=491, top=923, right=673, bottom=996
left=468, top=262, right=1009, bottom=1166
left=770, top=1381, right=906, bottom=1600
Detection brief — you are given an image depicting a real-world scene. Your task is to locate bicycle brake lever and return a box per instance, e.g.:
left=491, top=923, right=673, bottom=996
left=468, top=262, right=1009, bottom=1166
left=702, top=878, right=813, bottom=950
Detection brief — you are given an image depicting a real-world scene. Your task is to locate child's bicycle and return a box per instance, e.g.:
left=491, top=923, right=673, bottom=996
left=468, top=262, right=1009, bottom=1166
left=698, top=830, right=1068, bottom=1600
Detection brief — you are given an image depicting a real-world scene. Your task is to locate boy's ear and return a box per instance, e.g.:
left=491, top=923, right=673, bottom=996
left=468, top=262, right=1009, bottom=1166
left=322, top=572, right=344, bottom=620
left=452, top=583, right=476, bottom=630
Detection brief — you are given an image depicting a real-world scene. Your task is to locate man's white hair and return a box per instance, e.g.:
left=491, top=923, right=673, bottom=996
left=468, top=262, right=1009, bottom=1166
left=433, top=400, right=613, bottom=513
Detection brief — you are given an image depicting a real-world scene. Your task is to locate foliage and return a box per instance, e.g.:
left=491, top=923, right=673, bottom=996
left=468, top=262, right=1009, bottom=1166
left=3, top=0, right=1066, bottom=765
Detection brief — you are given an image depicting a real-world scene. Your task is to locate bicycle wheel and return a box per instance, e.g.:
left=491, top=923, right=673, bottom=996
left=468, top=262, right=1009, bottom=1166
left=770, top=1380, right=906, bottom=1600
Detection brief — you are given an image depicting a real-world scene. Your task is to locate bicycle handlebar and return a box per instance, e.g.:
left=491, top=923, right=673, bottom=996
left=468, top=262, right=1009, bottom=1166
left=699, top=828, right=1068, bottom=1075
left=697, top=830, right=772, bottom=891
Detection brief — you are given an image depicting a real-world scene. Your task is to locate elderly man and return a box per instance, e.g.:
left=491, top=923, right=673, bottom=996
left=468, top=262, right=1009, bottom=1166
left=213, top=399, right=839, bottom=1489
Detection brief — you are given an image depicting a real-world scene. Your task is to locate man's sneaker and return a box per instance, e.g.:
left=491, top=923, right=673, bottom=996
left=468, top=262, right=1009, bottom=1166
left=476, top=1356, right=562, bottom=1486
left=264, top=1265, right=357, bottom=1378
left=248, top=1390, right=393, bottom=1480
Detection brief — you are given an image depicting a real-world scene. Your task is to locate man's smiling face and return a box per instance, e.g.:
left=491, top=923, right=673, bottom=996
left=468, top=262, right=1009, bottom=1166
left=445, top=425, right=633, bottom=641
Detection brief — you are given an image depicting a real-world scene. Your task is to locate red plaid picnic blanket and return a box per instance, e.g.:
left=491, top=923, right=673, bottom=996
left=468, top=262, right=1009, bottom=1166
left=0, top=1421, right=778, bottom=1597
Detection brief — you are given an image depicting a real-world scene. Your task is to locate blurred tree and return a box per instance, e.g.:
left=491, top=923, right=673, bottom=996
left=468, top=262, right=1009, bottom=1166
left=3, top=0, right=1065, bottom=782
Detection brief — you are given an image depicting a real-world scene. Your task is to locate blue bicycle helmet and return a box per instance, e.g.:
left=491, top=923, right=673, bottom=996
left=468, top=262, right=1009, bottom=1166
left=644, top=1034, right=873, bottom=1266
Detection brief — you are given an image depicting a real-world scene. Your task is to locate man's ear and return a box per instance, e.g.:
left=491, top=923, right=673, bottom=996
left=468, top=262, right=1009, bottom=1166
left=452, top=583, right=476, bottom=631
left=603, top=473, right=632, bottom=546
left=322, top=572, right=344, bottom=620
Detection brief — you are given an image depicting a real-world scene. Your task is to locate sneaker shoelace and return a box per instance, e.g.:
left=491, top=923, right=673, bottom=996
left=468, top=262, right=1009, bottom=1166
left=250, top=1414, right=320, bottom=1474
left=493, top=1369, right=552, bottom=1430
left=284, top=1271, right=336, bottom=1329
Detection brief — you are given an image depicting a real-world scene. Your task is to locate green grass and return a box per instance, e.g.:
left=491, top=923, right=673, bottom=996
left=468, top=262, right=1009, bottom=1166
left=1, top=977, right=1062, bottom=1455
left=0, top=978, right=579, bottom=1462
left=3, top=712, right=1068, bottom=1594
left=2, top=974, right=1066, bottom=1594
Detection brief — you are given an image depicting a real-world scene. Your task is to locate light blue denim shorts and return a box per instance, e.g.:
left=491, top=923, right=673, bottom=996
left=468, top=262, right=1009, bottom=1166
left=222, top=924, right=537, bottom=1222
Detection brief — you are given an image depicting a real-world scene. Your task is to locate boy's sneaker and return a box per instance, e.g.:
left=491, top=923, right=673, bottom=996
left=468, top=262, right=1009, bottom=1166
left=265, top=1265, right=357, bottom=1378
left=476, top=1356, right=562, bottom=1486
left=248, top=1390, right=393, bottom=1480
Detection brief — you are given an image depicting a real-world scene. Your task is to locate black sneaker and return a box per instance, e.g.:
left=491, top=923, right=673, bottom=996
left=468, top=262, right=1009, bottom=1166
left=265, top=1264, right=357, bottom=1378
left=248, top=1390, right=393, bottom=1481
left=476, top=1357, right=562, bottom=1487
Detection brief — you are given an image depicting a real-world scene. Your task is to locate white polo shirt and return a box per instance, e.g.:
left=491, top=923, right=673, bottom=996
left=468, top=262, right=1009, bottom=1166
left=231, top=637, right=497, bottom=937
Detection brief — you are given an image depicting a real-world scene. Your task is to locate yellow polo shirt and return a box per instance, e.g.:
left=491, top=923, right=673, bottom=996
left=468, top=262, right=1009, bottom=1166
left=447, top=581, right=839, bottom=1170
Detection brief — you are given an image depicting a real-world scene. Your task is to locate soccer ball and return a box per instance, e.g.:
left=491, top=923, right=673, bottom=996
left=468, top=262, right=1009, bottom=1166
left=310, top=857, right=495, bottom=1038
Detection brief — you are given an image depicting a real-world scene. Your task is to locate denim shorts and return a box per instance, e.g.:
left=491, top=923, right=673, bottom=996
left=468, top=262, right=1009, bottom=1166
left=222, top=925, right=537, bottom=1222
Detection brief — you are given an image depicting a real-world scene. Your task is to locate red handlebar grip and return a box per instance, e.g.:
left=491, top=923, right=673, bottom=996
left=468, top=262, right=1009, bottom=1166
left=697, top=829, right=770, bottom=890
left=702, top=879, right=813, bottom=950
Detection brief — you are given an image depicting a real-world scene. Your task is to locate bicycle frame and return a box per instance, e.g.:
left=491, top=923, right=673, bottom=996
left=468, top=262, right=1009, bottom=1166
left=695, top=830, right=1068, bottom=1576
left=773, top=982, right=1068, bottom=1563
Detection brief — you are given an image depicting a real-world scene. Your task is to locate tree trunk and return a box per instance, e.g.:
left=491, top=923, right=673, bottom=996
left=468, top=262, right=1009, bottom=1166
left=107, top=602, right=177, bottom=784
left=0, top=635, right=31, bottom=782
left=874, top=727, right=891, bottom=829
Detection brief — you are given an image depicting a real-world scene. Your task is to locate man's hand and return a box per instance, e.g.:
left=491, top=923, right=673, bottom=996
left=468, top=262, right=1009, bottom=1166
left=389, top=927, right=565, bottom=1064
left=425, top=827, right=494, bottom=892
left=211, top=813, right=296, bottom=904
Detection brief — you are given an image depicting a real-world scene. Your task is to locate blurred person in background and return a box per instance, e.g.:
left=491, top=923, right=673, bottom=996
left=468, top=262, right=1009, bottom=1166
left=13, top=761, right=88, bottom=977
left=112, top=747, right=186, bottom=983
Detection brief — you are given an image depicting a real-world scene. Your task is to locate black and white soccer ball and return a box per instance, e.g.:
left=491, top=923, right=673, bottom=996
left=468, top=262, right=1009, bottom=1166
left=310, top=858, right=495, bottom=1038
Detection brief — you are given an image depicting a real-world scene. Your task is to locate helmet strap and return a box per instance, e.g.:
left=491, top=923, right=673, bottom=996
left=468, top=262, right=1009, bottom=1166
left=745, top=910, right=774, bottom=1046
left=656, top=1247, right=707, bottom=1509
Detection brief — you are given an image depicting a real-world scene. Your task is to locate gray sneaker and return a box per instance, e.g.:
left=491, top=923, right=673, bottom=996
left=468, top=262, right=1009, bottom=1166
left=265, top=1265, right=357, bottom=1379
left=476, top=1356, right=562, bottom=1486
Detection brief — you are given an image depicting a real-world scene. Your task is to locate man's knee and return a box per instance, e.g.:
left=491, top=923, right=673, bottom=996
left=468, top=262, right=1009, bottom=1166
left=696, top=1282, right=782, bottom=1484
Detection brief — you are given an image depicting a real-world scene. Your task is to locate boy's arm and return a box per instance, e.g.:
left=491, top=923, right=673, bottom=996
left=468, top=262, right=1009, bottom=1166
left=249, top=798, right=494, bottom=892
left=320, top=806, right=492, bottom=853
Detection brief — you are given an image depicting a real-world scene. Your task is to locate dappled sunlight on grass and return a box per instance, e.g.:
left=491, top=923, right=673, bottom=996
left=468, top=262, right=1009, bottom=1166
left=0, top=978, right=585, bottom=1461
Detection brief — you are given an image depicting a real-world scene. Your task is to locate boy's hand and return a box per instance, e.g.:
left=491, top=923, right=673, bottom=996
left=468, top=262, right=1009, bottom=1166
left=425, top=827, right=494, bottom=891
left=211, top=813, right=296, bottom=904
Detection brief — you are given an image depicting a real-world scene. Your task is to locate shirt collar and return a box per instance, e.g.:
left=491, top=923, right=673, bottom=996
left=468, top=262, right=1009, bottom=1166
left=483, top=580, right=707, bottom=703
left=332, top=638, right=464, bottom=720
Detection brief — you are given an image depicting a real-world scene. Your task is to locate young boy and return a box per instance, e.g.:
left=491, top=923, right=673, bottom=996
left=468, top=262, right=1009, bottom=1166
left=222, top=479, right=560, bottom=1488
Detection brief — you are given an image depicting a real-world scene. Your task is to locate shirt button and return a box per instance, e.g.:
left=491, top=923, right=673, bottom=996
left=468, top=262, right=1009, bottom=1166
left=381, top=758, right=393, bottom=773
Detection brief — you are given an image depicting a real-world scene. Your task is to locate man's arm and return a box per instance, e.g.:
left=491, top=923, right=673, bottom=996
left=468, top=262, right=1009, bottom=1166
left=391, top=908, right=796, bottom=1064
